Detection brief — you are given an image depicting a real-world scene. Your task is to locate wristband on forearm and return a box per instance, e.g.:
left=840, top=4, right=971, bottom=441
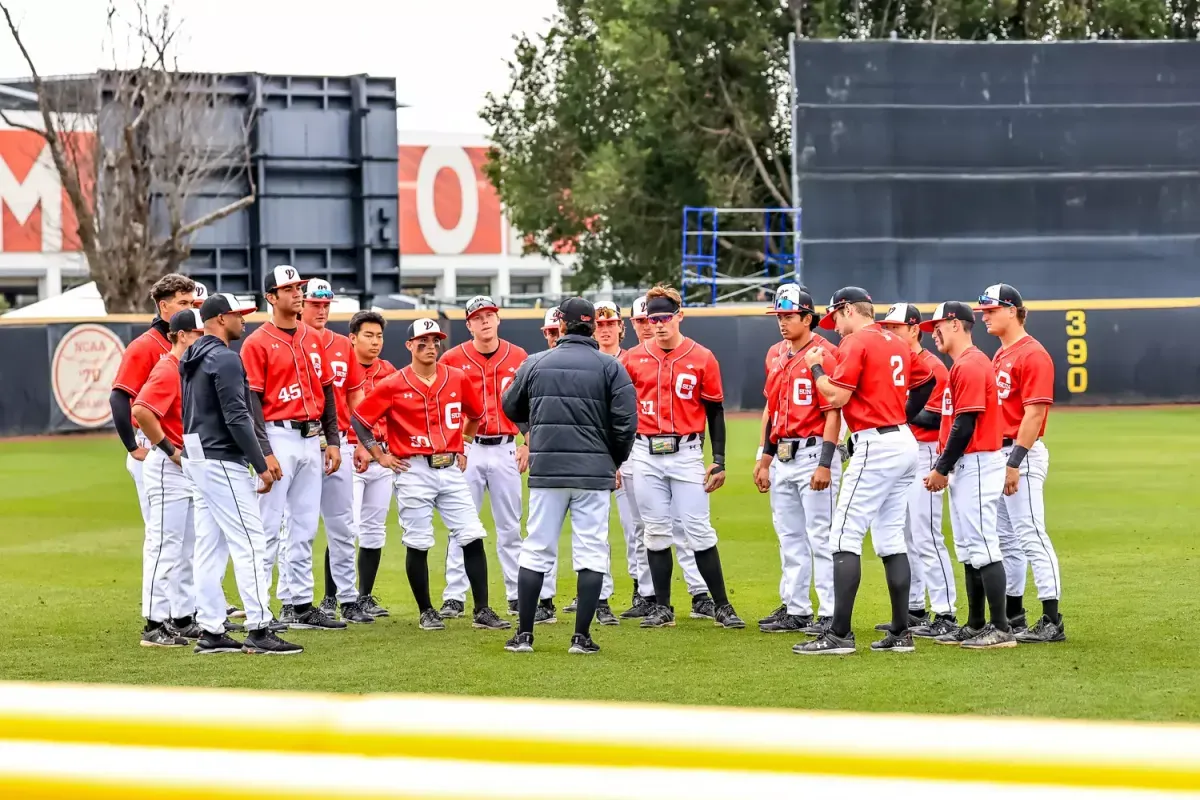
left=1006, top=444, right=1029, bottom=469
left=155, top=439, right=176, bottom=457
left=810, top=364, right=826, bottom=382
left=818, top=440, right=837, bottom=469
left=755, top=446, right=764, bottom=461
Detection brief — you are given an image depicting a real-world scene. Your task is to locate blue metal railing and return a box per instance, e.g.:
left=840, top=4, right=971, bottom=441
left=680, top=206, right=802, bottom=305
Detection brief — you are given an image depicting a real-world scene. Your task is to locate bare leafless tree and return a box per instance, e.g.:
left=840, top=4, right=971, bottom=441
left=0, top=0, right=255, bottom=312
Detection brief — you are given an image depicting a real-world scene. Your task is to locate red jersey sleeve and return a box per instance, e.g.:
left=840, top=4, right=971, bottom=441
left=951, top=359, right=987, bottom=415
left=132, top=361, right=177, bottom=419
left=816, top=348, right=839, bottom=411
left=112, top=338, right=158, bottom=396
left=829, top=335, right=865, bottom=390
left=240, top=336, right=267, bottom=393
left=908, top=347, right=934, bottom=389
left=1021, top=348, right=1056, bottom=406
left=354, top=373, right=397, bottom=429
left=699, top=349, right=724, bottom=403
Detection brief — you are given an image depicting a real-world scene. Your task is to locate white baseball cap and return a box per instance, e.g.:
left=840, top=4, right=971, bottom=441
left=542, top=307, right=561, bottom=330
left=631, top=295, right=649, bottom=320
left=264, top=264, right=307, bottom=293
left=406, top=317, right=447, bottom=341
left=594, top=300, right=620, bottom=320
left=304, top=278, right=336, bottom=302
left=191, top=281, right=208, bottom=307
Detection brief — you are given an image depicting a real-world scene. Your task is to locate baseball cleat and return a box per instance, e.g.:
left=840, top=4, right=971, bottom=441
left=507, top=599, right=519, bottom=616
left=267, top=618, right=289, bottom=633
left=419, top=608, right=446, bottom=631
left=568, top=633, right=600, bottom=655
left=875, top=611, right=927, bottom=632
left=962, top=624, right=1019, bottom=649
left=278, top=605, right=299, bottom=626
left=803, top=616, right=832, bottom=635
left=140, top=626, right=188, bottom=648
left=242, top=629, right=303, bottom=656
left=1015, top=615, right=1066, bottom=643
left=359, top=595, right=389, bottom=618
left=690, top=593, right=716, bottom=619
left=1008, top=611, right=1028, bottom=635
left=439, top=599, right=466, bottom=619
left=504, top=632, right=534, bottom=653
left=340, top=601, right=375, bottom=625
left=318, top=596, right=338, bottom=618
left=596, top=601, right=620, bottom=626
left=564, top=597, right=578, bottom=613
left=640, top=604, right=676, bottom=628
left=760, top=613, right=812, bottom=634
left=534, top=601, right=557, bottom=625
left=226, top=604, right=246, bottom=620
left=620, top=595, right=655, bottom=619
left=912, top=614, right=958, bottom=639
left=472, top=606, right=512, bottom=630
left=794, top=631, right=856, bottom=656
left=291, top=606, right=347, bottom=630
left=713, top=603, right=746, bottom=629
left=758, top=604, right=787, bottom=626
left=224, top=620, right=245, bottom=634
left=193, top=631, right=244, bottom=655
left=935, top=625, right=982, bottom=645
left=871, top=630, right=916, bottom=653
left=167, top=621, right=204, bottom=641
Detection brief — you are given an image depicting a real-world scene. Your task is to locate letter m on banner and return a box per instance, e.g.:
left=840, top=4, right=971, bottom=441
left=0, top=125, right=88, bottom=253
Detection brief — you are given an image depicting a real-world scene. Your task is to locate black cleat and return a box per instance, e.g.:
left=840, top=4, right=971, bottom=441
left=419, top=608, right=445, bottom=631
left=504, top=631, right=534, bottom=653
left=936, top=624, right=982, bottom=646
left=507, top=599, right=519, bottom=616
left=359, top=594, right=389, bottom=618
left=291, top=606, right=347, bottom=630
left=318, top=596, right=338, bottom=617
left=242, top=629, right=303, bottom=656
left=340, top=601, right=375, bottom=625
left=620, top=595, right=654, bottom=619
left=760, top=613, right=812, bottom=634
left=267, top=618, right=289, bottom=633
left=713, top=603, right=746, bottom=629
left=223, top=620, right=245, bottom=634
left=472, top=606, right=512, bottom=630
left=1015, top=615, right=1066, bottom=644
left=140, top=626, right=188, bottom=648
left=568, top=633, right=600, bottom=655
left=193, top=631, right=243, bottom=655
left=871, top=629, right=916, bottom=653
left=962, top=624, right=1019, bottom=649
left=534, top=601, right=557, bottom=625
left=912, top=614, right=958, bottom=639
left=226, top=604, right=245, bottom=620
left=794, top=630, right=856, bottom=655
left=167, top=621, right=204, bottom=641
left=758, top=604, right=787, bottom=626
left=440, top=599, right=466, bottom=619
left=640, top=604, right=676, bottom=628
left=596, top=602, right=620, bottom=626
left=803, top=616, right=832, bottom=635
left=690, top=593, right=716, bottom=619
left=1008, top=611, right=1028, bottom=634
left=279, top=604, right=299, bottom=625
left=564, top=597, right=578, bottom=613
left=876, top=611, right=927, bottom=632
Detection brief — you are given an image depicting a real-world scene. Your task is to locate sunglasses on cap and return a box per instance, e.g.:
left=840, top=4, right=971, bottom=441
left=308, top=287, right=335, bottom=301
left=977, top=293, right=1014, bottom=308
left=595, top=305, right=620, bottom=320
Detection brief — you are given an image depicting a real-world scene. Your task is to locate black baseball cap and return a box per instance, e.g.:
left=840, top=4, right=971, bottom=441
left=919, top=301, right=976, bottom=332
left=169, top=308, right=204, bottom=333
left=466, top=295, right=499, bottom=319
left=264, top=264, right=307, bottom=294
left=974, top=283, right=1024, bottom=311
left=879, top=303, right=921, bottom=327
left=558, top=297, right=595, bottom=325
left=199, top=292, right=258, bottom=322
left=406, top=318, right=447, bottom=341
left=818, top=286, right=872, bottom=330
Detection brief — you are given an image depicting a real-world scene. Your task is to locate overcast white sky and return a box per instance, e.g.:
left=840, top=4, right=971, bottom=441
left=0, top=0, right=557, bottom=135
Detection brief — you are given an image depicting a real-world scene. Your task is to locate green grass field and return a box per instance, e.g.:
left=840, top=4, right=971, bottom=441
left=2, top=409, right=1198, bottom=723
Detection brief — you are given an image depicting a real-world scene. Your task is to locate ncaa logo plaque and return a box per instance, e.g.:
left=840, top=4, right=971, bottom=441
left=51, top=324, right=126, bottom=428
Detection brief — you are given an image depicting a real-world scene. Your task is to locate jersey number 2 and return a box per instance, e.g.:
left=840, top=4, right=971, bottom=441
left=890, top=355, right=905, bottom=387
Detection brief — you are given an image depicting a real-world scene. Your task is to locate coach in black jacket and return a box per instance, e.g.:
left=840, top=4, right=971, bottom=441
left=501, top=297, right=636, bottom=655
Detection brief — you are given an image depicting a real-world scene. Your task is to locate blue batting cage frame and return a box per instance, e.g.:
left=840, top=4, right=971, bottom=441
left=680, top=206, right=802, bottom=306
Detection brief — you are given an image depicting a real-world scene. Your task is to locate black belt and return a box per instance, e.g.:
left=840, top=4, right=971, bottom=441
left=780, top=436, right=821, bottom=448
left=636, top=433, right=701, bottom=443
left=1002, top=437, right=1040, bottom=447
left=851, top=424, right=900, bottom=443
left=271, top=420, right=320, bottom=438
left=474, top=435, right=515, bottom=446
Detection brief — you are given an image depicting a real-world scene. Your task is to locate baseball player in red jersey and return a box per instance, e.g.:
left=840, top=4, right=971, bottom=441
left=352, top=318, right=510, bottom=632
left=622, top=284, right=744, bottom=630
left=110, top=274, right=197, bottom=524
left=618, top=294, right=713, bottom=621
left=877, top=303, right=959, bottom=639
left=795, top=286, right=933, bottom=656
left=753, top=285, right=842, bottom=635
left=130, top=309, right=207, bottom=647
left=439, top=295, right=533, bottom=619
left=975, top=283, right=1065, bottom=643
left=541, top=307, right=561, bottom=349
left=240, top=265, right=346, bottom=631
left=345, top=311, right=396, bottom=617
left=294, top=280, right=374, bottom=626
left=919, top=302, right=1016, bottom=649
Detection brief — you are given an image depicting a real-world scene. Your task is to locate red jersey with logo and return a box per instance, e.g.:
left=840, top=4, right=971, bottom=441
left=828, top=323, right=919, bottom=432
left=912, top=349, right=949, bottom=444
left=763, top=339, right=789, bottom=375
left=317, top=327, right=365, bottom=434
left=624, top=338, right=723, bottom=436
left=348, top=359, right=397, bottom=445
left=353, top=363, right=483, bottom=457
left=765, top=337, right=839, bottom=441
left=440, top=340, right=527, bottom=437
left=131, top=353, right=184, bottom=449
left=113, top=324, right=170, bottom=397
left=939, top=347, right=1003, bottom=454
left=993, top=335, right=1055, bottom=439
left=241, top=321, right=332, bottom=422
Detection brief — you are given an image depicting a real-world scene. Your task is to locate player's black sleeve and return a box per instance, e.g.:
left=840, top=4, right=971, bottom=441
left=249, top=391, right=273, bottom=458
left=501, top=358, right=533, bottom=425
left=606, top=358, right=637, bottom=466
left=761, top=415, right=778, bottom=457
left=351, top=417, right=378, bottom=450
left=214, top=354, right=269, bottom=474
left=934, top=411, right=977, bottom=475
left=516, top=422, right=529, bottom=436
left=703, top=400, right=726, bottom=463
left=906, top=379, right=936, bottom=424
left=911, top=409, right=941, bottom=431
left=320, top=383, right=340, bottom=447
left=109, top=389, right=139, bottom=452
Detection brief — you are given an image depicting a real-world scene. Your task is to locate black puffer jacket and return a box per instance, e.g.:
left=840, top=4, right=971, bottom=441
left=501, top=334, right=636, bottom=490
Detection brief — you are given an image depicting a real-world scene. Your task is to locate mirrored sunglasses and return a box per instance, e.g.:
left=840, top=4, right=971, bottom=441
left=977, top=294, right=1012, bottom=307
left=647, top=314, right=675, bottom=325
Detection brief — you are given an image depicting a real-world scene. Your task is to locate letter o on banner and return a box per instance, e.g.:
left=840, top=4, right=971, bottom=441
left=416, top=146, right=479, bottom=255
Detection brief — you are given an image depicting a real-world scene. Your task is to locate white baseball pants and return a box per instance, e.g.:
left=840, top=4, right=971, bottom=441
left=321, top=442, right=359, bottom=604
left=769, top=440, right=841, bottom=618
left=444, top=440, right=525, bottom=603
left=258, top=427, right=324, bottom=607
left=182, top=447, right=273, bottom=633
left=832, top=425, right=918, bottom=557
left=354, top=459, right=394, bottom=550
left=998, top=441, right=1061, bottom=601
left=141, top=448, right=196, bottom=623
left=947, top=450, right=1006, bottom=568
left=126, top=429, right=152, bottom=525
left=520, top=487, right=611, bottom=576
left=906, top=441, right=957, bottom=615
left=394, top=457, right=487, bottom=551
left=619, top=459, right=706, bottom=596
